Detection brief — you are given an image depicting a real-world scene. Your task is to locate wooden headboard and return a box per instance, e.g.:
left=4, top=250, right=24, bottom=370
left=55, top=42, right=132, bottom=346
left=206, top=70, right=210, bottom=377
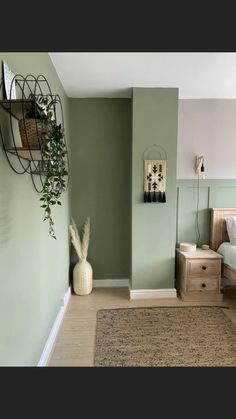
left=211, top=208, right=236, bottom=251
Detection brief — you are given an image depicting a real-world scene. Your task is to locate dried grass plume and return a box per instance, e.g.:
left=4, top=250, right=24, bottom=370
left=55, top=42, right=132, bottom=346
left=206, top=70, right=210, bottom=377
left=69, top=217, right=90, bottom=260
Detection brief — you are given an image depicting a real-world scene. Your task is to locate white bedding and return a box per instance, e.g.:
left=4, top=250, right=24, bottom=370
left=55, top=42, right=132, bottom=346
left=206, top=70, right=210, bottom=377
left=217, top=242, right=236, bottom=286
left=217, top=242, right=236, bottom=270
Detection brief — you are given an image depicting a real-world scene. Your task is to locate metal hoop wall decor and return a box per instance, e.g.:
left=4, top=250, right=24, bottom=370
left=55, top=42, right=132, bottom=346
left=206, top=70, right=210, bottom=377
left=142, top=144, right=167, bottom=203
left=0, top=71, right=70, bottom=237
left=0, top=73, right=70, bottom=191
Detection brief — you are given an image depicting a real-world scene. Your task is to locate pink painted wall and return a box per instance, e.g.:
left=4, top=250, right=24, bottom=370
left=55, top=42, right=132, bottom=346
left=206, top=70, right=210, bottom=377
left=177, top=99, right=236, bottom=179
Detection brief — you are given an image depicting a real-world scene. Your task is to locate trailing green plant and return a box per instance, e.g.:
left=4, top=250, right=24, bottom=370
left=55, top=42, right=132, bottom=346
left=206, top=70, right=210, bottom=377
left=26, top=93, right=56, bottom=122
left=27, top=94, right=68, bottom=238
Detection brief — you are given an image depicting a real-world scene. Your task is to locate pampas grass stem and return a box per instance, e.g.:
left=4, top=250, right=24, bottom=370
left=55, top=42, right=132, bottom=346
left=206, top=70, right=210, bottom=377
left=69, top=217, right=90, bottom=261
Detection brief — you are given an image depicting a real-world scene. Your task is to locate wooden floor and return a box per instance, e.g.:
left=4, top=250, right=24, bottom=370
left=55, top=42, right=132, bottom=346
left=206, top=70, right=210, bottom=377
left=48, top=286, right=236, bottom=367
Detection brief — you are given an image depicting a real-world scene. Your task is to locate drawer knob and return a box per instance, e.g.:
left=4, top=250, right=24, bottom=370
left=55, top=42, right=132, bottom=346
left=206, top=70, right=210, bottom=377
left=201, top=283, right=206, bottom=288
left=202, top=266, right=207, bottom=270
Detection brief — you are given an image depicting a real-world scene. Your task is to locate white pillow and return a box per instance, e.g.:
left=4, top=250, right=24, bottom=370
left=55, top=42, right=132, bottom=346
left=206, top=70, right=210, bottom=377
left=225, top=216, right=236, bottom=246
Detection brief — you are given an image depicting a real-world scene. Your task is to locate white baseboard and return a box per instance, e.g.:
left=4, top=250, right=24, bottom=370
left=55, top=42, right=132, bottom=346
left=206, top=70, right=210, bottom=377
left=37, top=285, right=71, bottom=367
left=129, top=288, right=177, bottom=300
left=93, top=279, right=130, bottom=288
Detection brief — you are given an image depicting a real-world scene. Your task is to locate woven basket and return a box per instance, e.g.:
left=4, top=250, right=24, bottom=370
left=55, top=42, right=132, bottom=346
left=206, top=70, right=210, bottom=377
left=18, top=118, right=48, bottom=148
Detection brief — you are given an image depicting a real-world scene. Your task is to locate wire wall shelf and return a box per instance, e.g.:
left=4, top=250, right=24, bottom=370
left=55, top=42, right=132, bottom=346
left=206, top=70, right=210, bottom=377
left=0, top=74, right=70, bottom=193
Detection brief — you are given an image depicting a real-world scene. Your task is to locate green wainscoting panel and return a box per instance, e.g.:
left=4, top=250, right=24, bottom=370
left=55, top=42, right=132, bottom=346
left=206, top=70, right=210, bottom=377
left=177, top=183, right=210, bottom=246
left=177, top=179, right=236, bottom=248
left=209, top=185, right=236, bottom=209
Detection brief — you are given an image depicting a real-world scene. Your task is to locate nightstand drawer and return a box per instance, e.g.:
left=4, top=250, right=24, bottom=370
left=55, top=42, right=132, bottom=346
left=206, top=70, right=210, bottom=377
left=187, top=278, right=218, bottom=291
left=187, top=259, right=221, bottom=278
left=176, top=248, right=223, bottom=302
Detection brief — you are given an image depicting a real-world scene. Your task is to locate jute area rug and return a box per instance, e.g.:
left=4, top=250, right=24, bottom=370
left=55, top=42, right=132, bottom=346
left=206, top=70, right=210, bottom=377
left=94, top=307, right=236, bottom=367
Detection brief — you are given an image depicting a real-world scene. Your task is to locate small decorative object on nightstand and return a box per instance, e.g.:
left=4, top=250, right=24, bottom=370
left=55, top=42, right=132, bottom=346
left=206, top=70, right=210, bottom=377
left=175, top=248, right=223, bottom=302
left=201, top=244, right=210, bottom=250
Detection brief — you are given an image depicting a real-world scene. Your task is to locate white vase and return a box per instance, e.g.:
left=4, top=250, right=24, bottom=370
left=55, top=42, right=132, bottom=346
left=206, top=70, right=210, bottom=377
left=73, top=259, right=93, bottom=296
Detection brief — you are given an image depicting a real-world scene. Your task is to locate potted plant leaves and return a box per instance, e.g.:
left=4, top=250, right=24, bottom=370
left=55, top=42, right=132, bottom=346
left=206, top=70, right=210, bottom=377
left=19, top=93, right=68, bottom=239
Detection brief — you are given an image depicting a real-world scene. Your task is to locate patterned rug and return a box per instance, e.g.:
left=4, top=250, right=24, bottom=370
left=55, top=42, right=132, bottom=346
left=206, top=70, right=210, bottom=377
left=94, top=306, right=236, bottom=367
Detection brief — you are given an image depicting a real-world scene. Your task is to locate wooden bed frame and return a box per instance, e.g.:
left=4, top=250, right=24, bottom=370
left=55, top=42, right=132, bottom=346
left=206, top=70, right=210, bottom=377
left=211, top=208, right=236, bottom=284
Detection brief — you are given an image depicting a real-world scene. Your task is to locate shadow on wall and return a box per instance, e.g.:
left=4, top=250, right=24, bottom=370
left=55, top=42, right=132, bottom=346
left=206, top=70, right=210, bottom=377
left=69, top=243, right=77, bottom=286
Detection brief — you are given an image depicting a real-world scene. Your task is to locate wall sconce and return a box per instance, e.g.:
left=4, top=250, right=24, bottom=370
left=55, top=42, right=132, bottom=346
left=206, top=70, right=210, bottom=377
left=195, top=155, right=206, bottom=247
left=195, top=155, right=206, bottom=179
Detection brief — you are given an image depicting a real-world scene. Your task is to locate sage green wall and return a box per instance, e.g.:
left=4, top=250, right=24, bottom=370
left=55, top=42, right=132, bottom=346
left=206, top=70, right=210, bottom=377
left=0, top=53, right=70, bottom=366
left=132, top=88, right=179, bottom=289
left=69, top=98, right=131, bottom=279
left=176, top=179, right=236, bottom=248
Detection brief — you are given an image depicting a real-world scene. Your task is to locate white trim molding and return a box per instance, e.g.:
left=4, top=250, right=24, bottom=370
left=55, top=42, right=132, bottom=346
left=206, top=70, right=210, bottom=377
left=129, top=288, right=177, bottom=300
left=37, top=285, right=71, bottom=367
left=93, top=279, right=130, bottom=288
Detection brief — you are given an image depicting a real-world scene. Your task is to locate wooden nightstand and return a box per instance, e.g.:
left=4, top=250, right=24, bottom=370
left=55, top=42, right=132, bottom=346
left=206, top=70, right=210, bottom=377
left=175, top=248, right=223, bottom=302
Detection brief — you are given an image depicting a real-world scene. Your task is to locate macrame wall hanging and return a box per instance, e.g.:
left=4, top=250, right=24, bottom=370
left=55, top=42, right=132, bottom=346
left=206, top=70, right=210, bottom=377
left=143, top=144, right=167, bottom=203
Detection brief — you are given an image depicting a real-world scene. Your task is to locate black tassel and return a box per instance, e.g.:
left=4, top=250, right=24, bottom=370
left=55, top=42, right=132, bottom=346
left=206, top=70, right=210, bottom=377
left=147, top=192, right=152, bottom=202
left=162, top=192, right=166, bottom=203
left=158, top=191, right=162, bottom=202
left=152, top=191, right=157, bottom=202
left=144, top=192, right=147, bottom=203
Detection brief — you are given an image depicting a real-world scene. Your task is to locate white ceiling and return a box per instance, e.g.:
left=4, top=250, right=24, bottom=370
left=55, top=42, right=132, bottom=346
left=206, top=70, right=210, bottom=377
left=49, top=53, right=236, bottom=99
